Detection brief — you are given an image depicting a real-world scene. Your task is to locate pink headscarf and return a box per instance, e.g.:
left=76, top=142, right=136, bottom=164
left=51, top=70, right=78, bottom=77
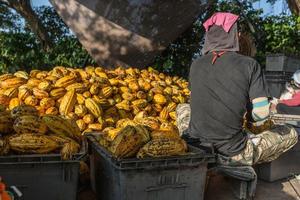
left=203, top=12, right=239, bottom=33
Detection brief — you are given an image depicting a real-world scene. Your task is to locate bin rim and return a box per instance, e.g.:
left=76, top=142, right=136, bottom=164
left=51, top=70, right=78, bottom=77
left=0, top=138, right=87, bottom=164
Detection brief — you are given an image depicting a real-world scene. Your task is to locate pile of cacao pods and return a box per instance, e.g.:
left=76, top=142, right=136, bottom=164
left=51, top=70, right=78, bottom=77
left=0, top=66, right=190, bottom=158
left=0, top=66, right=189, bottom=133
left=95, top=117, right=188, bottom=158
left=0, top=105, right=82, bottom=159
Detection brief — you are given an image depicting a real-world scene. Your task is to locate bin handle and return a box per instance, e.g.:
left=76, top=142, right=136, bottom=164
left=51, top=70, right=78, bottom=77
left=145, top=183, right=187, bottom=192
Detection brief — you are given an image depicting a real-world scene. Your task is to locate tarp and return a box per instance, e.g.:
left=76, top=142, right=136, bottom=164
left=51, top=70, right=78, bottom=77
left=50, top=0, right=208, bottom=68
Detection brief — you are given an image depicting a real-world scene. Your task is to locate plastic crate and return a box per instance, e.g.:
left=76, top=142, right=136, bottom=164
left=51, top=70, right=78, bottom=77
left=255, top=139, right=300, bottom=182
left=264, top=71, right=292, bottom=98
left=266, top=54, right=300, bottom=72
left=87, top=135, right=215, bottom=200
left=0, top=141, right=86, bottom=200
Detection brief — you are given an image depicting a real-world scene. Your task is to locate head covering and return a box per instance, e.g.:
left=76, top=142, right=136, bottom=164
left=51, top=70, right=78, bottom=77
left=202, top=12, right=240, bottom=55
left=292, top=69, right=300, bottom=86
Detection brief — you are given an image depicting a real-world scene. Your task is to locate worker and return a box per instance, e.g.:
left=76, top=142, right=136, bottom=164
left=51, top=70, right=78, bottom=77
left=0, top=177, right=12, bottom=200
left=177, top=12, right=298, bottom=166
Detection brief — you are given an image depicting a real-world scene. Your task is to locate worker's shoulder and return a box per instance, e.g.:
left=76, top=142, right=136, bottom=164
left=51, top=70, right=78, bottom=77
left=230, top=53, right=259, bottom=66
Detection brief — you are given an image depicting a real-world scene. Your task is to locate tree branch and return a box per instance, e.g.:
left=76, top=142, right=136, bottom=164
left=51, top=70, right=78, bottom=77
left=287, top=0, right=300, bottom=15
left=2, top=0, right=53, bottom=51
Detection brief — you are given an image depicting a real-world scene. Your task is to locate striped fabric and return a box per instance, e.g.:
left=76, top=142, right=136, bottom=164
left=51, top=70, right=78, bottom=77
left=252, top=97, right=270, bottom=122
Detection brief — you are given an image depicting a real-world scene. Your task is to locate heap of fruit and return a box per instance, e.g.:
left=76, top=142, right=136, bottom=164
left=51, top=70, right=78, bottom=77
left=0, top=66, right=189, bottom=133
left=0, top=66, right=190, bottom=158
left=0, top=105, right=82, bottom=160
left=96, top=116, right=188, bottom=158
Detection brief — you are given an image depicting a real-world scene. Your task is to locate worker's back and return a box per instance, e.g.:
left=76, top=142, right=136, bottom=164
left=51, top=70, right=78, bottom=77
left=188, top=52, right=267, bottom=157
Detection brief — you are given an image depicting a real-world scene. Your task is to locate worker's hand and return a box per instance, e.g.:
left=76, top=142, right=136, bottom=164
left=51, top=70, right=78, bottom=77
left=270, top=103, right=277, bottom=113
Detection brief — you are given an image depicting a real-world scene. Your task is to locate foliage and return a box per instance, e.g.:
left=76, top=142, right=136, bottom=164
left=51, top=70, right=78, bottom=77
left=262, top=15, right=300, bottom=55
left=0, top=6, right=95, bottom=73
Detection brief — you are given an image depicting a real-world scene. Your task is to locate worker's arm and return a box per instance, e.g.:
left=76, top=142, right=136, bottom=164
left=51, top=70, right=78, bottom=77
left=252, top=97, right=270, bottom=121
left=279, top=92, right=300, bottom=106
left=248, top=61, right=269, bottom=122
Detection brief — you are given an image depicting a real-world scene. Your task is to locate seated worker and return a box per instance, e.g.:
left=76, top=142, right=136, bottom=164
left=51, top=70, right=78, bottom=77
left=176, top=12, right=298, bottom=166
left=272, top=70, right=300, bottom=115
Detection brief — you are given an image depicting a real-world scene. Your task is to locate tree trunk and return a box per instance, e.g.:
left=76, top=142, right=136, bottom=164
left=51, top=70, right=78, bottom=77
left=1, top=0, right=53, bottom=51
left=287, top=0, right=300, bottom=15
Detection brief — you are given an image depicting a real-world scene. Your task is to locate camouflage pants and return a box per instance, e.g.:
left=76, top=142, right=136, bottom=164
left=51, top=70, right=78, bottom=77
left=176, top=103, right=299, bottom=166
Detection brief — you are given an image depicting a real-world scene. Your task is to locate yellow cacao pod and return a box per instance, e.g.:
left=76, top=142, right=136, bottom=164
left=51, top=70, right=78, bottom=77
left=0, top=74, right=14, bottom=81
left=132, top=99, right=148, bottom=108
left=119, top=86, right=131, bottom=94
left=29, top=70, right=41, bottom=78
left=76, top=119, right=86, bottom=132
left=135, top=117, right=160, bottom=131
left=128, top=81, right=139, bottom=92
left=4, top=87, right=18, bottom=98
left=27, top=78, right=42, bottom=88
left=36, top=71, right=48, bottom=79
left=45, top=107, right=59, bottom=115
left=76, top=93, right=86, bottom=105
left=9, top=98, right=21, bottom=110
left=83, top=91, right=92, bottom=98
left=0, top=77, right=26, bottom=89
left=38, top=81, right=52, bottom=91
left=59, top=90, right=77, bottom=116
left=100, top=86, right=113, bottom=98
left=121, top=92, right=135, bottom=101
left=33, top=88, right=49, bottom=99
left=166, top=102, right=177, bottom=112
left=83, top=114, right=95, bottom=124
left=50, top=88, right=66, bottom=99
left=18, top=87, right=32, bottom=101
left=90, top=84, right=100, bottom=95
left=74, top=105, right=88, bottom=117
left=88, top=123, right=105, bottom=131
left=85, top=98, right=103, bottom=118
left=24, top=96, right=38, bottom=106
left=66, top=83, right=87, bottom=93
left=109, top=78, right=119, bottom=86
left=115, top=100, right=130, bottom=111
left=40, top=97, right=55, bottom=109
left=14, top=71, right=29, bottom=79
left=169, top=111, right=176, bottom=120
left=54, top=75, right=77, bottom=88
left=159, top=107, right=169, bottom=121
left=66, top=112, right=79, bottom=121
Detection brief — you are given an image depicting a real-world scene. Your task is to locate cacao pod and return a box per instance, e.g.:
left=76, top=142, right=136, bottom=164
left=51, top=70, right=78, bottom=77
left=137, top=138, right=187, bottom=158
left=85, top=98, right=103, bottom=118
left=13, top=115, right=48, bottom=134
left=9, top=133, right=59, bottom=154
left=42, top=115, right=82, bottom=142
left=11, top=105, right=38, bottom=119
left=59, top=90, right=77, bottom=116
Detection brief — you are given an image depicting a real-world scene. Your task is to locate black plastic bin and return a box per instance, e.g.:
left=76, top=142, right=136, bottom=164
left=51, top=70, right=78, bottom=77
left=0, top=141, right=86, bottom=200
left=266, top=54, right=300, bottom=72
left=255, top=139, right=300, bottom=182
left=264, top=71, right=293, bottom=98
left=88, top=136, right=215, bottom=200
